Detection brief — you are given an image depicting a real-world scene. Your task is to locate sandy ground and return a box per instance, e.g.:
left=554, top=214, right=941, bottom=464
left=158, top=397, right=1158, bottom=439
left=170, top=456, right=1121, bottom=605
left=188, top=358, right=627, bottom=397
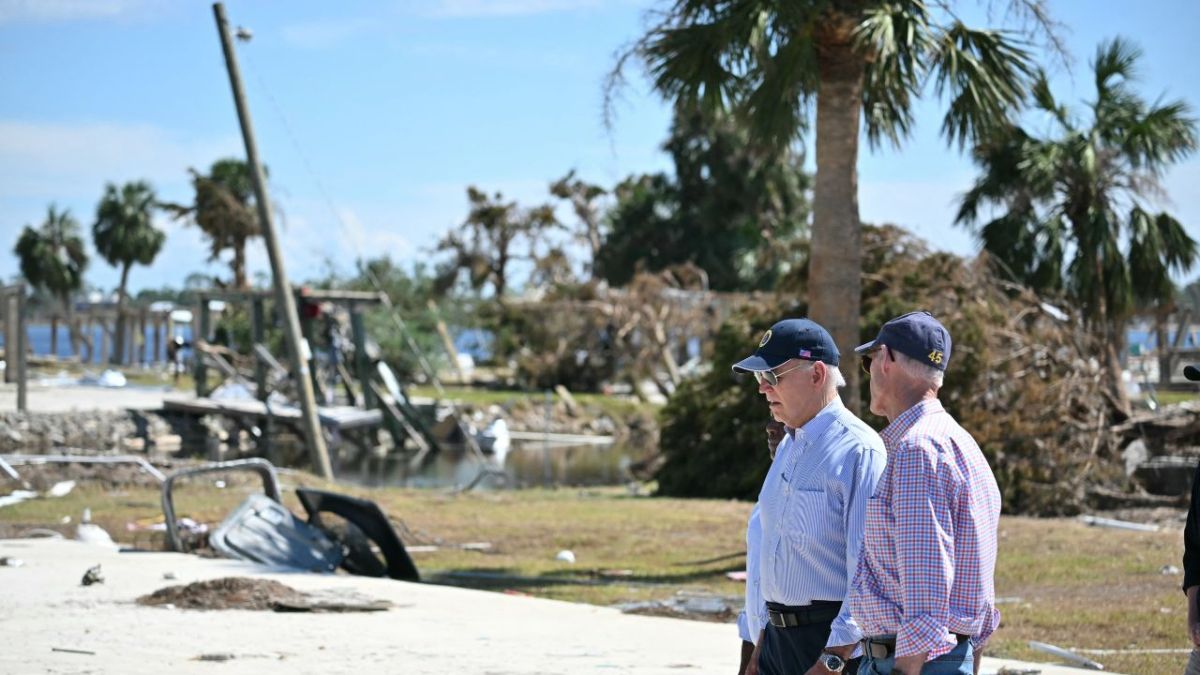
left=0, top=539, right=1118, bottom=675
left=0, top=382, right=174, bottom=413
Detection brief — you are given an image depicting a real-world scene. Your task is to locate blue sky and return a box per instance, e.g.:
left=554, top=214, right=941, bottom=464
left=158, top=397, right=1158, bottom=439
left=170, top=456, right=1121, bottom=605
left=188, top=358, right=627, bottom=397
left=1, top=0, right=1197, bottom=293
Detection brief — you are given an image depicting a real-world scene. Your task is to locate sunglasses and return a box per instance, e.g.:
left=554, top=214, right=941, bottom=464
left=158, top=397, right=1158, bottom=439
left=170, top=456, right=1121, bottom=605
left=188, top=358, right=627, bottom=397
left=860, top=345, right=895, bottom=375
left=753, top=361, right=812, bottom=387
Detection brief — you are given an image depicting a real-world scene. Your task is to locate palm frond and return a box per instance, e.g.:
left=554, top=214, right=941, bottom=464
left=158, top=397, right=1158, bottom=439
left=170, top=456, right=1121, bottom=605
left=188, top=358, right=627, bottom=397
left=930, top=22, right=1034, bottom=149
left=857, top=0, right=933, bottom=148
left=1093, top=37, right=1141, bottom=102
left=741, top=31, right=815, bottom=145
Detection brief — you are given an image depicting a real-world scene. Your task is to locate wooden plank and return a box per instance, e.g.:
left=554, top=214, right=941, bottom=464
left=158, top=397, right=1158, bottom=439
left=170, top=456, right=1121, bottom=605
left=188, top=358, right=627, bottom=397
left=162, top=396, right=381, bottom=431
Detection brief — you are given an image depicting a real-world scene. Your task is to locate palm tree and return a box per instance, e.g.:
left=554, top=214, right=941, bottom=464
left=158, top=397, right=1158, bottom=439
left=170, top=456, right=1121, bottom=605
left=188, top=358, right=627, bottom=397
left=957, top=37, right=1198, bottom=415
left=93, top=180, right=167, bottom=364
left=163, top=158, right=261, bottom=289
left=616, top=0, right=1045, bottom=409
left=13, top=205, right=90, bottom=357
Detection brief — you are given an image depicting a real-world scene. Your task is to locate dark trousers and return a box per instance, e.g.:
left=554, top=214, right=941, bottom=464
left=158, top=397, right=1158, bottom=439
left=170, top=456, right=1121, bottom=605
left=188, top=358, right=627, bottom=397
left=758, top=602, right=860, bottom=675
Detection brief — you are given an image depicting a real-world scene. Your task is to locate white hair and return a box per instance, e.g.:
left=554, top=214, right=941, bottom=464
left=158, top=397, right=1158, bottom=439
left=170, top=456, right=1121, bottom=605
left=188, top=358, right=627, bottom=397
left=891, top=349, right=944, bottom=388
left=829, top=365, right=846, bottom=389
left=807, top=361, right=846, bottom=389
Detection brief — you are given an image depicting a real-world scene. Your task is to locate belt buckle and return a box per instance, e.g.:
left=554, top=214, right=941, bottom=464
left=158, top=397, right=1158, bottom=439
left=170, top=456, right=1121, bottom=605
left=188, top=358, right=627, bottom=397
left=865, top=640, right=892, bottom=659
left=768, top=611, right=785, bottom=628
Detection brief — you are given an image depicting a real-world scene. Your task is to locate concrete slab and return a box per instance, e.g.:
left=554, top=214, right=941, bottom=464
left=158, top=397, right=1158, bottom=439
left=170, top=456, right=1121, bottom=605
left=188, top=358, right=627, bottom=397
left=0, top=539, right=1120, bottom=674
left=0, top=383, right=172, bottom=413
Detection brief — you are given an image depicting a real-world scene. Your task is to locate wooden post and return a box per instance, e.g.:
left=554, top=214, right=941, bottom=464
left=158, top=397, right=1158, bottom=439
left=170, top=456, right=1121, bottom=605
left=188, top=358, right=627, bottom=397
left=3, top=292, right=16, bottom=383
left=15, top=285, right=26, bottom=412
left=350, top=309, right=373, bottom=410
left=213, top=2, right=332, bottom=479
left=427, top=299, right=466, bottom=382
left=138, top=309, right=148, bottom=365
left=49, top=311, right=58, bottom=359
left=153, top=314, right=162, bottom=364
left=252, top=297, right=267, bottom=401
left=350, top=308, right=378, bottom=447
left=196, top=298, right=210, bottom=397
left=298, top=297, right=324, bottom=404
left=99, top=319, right=109, bottom=368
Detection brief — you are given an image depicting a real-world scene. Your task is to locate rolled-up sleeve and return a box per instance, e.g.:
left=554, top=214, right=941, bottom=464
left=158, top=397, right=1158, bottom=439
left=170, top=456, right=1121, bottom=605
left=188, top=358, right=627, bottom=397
left=827, top=443, right=886, bottom=649
left=737, top=609, right=752, bottom=642
left=892, top=440, right=956, bottom=658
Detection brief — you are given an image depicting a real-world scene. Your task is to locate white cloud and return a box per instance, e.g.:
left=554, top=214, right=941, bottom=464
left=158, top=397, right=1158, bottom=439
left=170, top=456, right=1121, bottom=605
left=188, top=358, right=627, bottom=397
left=279, top=17, right=377, bottom=49
left=0, top=119, right=240, bottom=289
left=0, top=120, right=241, bottom=200
left=0, top=0, right=157, bottom=24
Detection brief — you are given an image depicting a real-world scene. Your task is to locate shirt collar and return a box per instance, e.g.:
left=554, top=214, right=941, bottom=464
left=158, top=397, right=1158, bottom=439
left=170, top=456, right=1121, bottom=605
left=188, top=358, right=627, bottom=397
left=786, top=397, right=844, bottom=445
left=880, top=397, right=944, bottom=446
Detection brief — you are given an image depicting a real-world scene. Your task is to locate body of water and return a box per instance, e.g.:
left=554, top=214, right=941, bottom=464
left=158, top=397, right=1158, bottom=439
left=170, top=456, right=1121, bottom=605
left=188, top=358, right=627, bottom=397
left=354, top=442, right=635, bottom=489
left=1, top=323, right=193, bottom=365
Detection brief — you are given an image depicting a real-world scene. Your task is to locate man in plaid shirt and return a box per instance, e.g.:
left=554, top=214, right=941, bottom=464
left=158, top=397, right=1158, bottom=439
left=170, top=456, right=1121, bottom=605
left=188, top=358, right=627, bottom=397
left=849, top=312, right=1001, bottom=675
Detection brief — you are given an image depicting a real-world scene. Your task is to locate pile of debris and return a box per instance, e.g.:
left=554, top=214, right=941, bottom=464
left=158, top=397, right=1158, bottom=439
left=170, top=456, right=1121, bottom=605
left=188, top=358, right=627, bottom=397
left=1109, top=401, right=1200, bottom=500
left=861, top=226, right=1197, bottom=514
left=0, top=410, right=175, bottom=455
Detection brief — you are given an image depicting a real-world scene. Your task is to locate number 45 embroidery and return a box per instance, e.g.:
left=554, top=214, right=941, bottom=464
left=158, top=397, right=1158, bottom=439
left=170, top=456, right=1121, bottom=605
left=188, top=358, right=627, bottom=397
left=928, top=350, right=944, bottom=365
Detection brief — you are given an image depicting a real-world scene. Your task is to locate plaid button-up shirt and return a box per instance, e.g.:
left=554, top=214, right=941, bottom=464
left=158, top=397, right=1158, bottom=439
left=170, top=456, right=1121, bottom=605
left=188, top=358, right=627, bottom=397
left=849, top=398, right=1002, bottom=660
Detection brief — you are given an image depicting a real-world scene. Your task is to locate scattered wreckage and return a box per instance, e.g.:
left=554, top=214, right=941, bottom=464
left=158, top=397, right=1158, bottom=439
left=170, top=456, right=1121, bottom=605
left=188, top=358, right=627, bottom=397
left=1, top=454, right=419, bottom=582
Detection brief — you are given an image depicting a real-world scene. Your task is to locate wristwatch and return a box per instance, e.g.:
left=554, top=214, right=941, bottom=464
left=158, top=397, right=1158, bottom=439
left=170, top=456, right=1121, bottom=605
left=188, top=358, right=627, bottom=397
left=819, top=652, right=846, bottom=673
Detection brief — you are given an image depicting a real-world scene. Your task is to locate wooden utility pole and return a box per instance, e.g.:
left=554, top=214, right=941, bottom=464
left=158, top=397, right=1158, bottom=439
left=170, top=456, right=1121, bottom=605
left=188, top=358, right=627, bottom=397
left=212, top=3, right=332, bottom=479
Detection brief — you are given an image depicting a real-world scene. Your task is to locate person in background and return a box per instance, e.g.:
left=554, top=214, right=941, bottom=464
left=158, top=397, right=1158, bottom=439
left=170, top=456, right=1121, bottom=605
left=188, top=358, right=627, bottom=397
left=1182, top=364, right=1200, bottom=675
left=738, top=420, right=786, bottom=675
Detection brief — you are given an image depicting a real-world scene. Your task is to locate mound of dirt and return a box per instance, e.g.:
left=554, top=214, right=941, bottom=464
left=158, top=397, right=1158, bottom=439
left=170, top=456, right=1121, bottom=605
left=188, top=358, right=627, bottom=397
left=136, top=576, right=393, bottom=612
left=137, top=577, right=306, bottom=611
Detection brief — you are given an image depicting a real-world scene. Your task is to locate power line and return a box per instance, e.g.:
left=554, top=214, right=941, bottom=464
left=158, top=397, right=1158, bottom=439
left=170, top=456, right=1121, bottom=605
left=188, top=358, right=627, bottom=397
left=239, top=49, right=501, bottom=483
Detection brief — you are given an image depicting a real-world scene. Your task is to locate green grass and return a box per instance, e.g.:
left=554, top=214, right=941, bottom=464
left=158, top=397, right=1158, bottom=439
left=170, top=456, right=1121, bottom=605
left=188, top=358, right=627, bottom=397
left=0, top=478, right=1188, bottom=672
left=1150, top=390, right=1200, bottom=407
left=24, top=362, right=194, bottom=392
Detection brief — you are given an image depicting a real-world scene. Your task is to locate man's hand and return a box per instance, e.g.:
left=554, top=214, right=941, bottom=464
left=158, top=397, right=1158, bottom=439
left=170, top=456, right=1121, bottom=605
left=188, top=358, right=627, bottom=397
left=738, top=640, right=754, bottom=675
left=801, top=644, right=855, bottom=675
left=745, top=631, right=764, bottom=675
left=893, top=651, right=927, bottom=675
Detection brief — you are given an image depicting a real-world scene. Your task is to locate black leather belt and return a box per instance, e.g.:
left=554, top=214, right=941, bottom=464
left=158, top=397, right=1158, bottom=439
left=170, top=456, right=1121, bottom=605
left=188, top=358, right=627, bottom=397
left=766, top=601, right=842, bottom=628
left=864, top=634, right=970, bottom=659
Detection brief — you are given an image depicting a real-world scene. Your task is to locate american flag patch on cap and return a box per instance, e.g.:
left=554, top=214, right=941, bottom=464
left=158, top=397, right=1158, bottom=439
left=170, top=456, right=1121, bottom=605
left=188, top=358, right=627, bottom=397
left=798, top=349, right=811, bottom=358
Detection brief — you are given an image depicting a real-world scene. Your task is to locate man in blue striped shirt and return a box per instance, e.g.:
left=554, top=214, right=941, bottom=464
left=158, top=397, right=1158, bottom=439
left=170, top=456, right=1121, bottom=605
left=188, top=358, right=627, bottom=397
left=733, top=318, right=887, bottom=675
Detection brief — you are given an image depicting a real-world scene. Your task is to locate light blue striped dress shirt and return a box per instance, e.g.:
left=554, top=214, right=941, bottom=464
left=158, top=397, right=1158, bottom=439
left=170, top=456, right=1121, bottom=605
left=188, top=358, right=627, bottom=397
left=737, top=503, right=764, bottom=643
left=756, top=398, right=887, bottom=649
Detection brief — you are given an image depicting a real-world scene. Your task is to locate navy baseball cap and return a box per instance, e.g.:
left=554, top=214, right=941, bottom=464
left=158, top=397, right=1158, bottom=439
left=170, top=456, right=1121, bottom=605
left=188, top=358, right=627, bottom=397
left=854, top=311, right=952, bottom=371
left=732, top=318, right=840, bottom=372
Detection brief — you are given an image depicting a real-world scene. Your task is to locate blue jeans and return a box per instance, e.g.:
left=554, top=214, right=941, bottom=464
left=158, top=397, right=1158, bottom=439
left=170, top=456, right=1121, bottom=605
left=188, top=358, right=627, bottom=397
left=860, top=636, right=973, bottom=675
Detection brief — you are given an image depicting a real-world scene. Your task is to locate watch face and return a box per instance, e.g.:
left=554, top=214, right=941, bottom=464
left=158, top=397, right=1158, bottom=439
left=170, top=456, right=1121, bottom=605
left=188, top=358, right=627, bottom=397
left=821, top=654, right=845, bottom=672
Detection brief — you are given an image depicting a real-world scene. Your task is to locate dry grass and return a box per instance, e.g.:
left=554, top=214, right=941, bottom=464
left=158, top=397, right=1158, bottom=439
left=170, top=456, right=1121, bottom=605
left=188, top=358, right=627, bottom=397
left=0, top=475, right=1190, bottom=672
